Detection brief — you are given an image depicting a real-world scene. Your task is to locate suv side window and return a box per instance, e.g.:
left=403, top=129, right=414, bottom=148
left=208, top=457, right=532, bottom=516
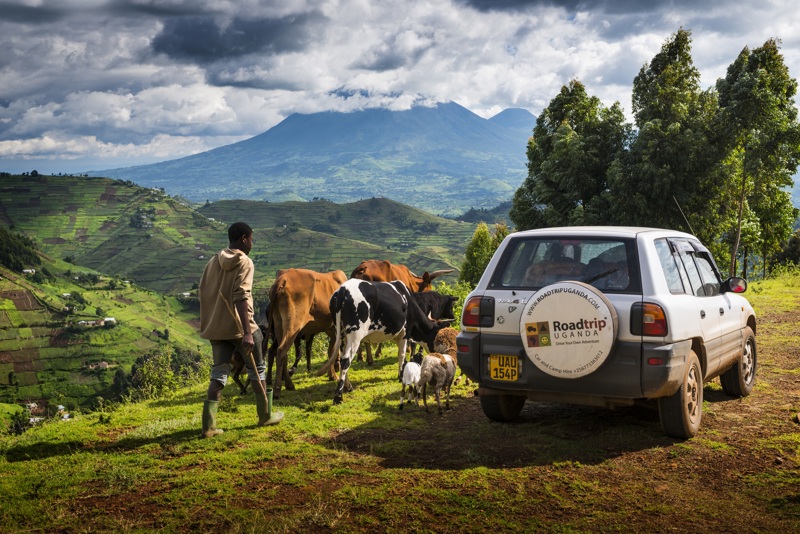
left=693, top=254, right=721, bottom=296
left=655, top=239, right=685, bottom=294
left=671, top=239, right=706, bottom=297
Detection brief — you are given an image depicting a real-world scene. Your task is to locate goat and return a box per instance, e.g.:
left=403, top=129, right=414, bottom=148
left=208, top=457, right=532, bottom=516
left=417, top=353, right=456, bottom=415
left=432, top=327, right=469, bottom=386
left=399, top=350, right=424, bottom=410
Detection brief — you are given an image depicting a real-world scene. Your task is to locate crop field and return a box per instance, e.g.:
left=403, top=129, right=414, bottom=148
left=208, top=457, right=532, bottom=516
left=204, top=197, right=475, bottom=270
left=0, top=263, right=208, bottom=408
left=1, top=176, right=475, bottom=295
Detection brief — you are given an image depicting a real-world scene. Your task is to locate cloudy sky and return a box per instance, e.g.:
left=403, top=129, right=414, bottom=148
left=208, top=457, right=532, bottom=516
left=1, top=0, right=798, bottom=175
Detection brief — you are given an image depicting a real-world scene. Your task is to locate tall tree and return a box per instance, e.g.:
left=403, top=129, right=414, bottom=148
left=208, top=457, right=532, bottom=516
left=460, top=222, right=494, bottom=286
left=510, top=80, right=630, bottom=230
left=610, top=28, right=726, bottom=246
left=716, top=38, right=800, bottom=275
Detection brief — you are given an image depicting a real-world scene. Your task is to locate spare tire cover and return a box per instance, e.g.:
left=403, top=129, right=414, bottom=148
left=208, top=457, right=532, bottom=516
left=519, top=281, right=618, bottom=379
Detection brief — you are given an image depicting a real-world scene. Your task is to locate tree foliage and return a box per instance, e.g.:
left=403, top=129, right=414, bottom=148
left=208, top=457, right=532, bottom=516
left=716, top=38, right=800, bottom=274
left=0, top=227, right=41, bottom=272
left=511, top=29, right=800, bottom=277
left=510, top=80, right=630, bottom=229
left=460, top=223, right=493, bottom=286
left=610, top=28, right=727, bottom=245
left=774, top=228, right=800, bottom=265
left=459, top=223, right=509, bottom=286
left=124, top=346, right=206, bottom=401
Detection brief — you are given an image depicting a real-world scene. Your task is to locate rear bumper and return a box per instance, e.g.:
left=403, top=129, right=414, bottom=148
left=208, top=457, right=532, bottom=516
left=456, top=331, right=691, bottom=403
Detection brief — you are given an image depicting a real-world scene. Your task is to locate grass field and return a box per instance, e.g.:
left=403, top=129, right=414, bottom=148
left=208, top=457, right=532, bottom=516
left=0, top=270, right=798, bottom=533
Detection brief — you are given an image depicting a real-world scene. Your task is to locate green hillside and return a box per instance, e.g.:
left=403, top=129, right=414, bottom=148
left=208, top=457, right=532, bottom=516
left=0, top=260, right=207, bottom=412
left=1, top=175, right=474, bottom=295
left=0, top=174, right=476, bottom=412
left=1, top=175, right=225, bottom=295
left=201, top=197, right=476, bottom=276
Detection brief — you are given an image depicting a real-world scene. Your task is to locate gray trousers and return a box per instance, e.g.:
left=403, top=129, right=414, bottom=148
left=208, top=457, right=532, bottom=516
left=209, top=327, right=266, bottom=384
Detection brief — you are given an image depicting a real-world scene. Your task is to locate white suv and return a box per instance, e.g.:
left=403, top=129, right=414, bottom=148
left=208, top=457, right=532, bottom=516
left=457, top=227, right=757, bottom=438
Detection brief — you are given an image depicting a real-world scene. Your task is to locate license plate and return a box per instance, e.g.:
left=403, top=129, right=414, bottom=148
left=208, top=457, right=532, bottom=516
left=489, top=355, right=519, bottom=381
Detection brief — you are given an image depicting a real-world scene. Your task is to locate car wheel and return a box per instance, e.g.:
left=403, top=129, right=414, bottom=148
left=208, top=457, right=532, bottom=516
left=480, top=394, right=525, bottom=422
left=720, top=326, right=757, bottom=397
left=658, top=350, right=703, bottom=439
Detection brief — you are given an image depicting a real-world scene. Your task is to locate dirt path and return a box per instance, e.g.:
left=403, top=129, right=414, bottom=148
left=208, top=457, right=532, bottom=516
left=325, top=304, right=800, bottom=532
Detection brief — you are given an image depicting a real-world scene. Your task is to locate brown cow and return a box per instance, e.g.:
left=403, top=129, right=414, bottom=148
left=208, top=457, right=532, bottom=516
left=350, top=260, right=453, bottom=292
left=267, top=268, right=347, bottom=398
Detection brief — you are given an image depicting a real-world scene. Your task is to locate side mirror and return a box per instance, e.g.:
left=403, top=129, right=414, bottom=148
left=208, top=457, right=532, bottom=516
left=725, top=277, right=748, bottom=294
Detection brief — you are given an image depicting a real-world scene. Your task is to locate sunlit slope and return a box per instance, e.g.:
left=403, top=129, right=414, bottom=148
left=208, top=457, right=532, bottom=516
left=0, top=176, right=473, bottom=293
left=0, top=263, right=204, bottom=408
left=202, top=197, right=474, bottom=275
left=1, top=176, right=225, bottom=293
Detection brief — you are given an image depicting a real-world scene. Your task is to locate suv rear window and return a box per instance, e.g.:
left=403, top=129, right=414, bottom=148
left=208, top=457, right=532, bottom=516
left=488, top=236, right=641, bottom=292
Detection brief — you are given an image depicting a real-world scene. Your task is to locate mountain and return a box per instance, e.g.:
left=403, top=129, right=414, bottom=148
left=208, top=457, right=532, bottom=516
left=92, top=102, right=535, bottom=216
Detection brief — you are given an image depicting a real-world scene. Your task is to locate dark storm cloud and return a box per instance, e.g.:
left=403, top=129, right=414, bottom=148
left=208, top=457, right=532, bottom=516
left=107, top=0, right=215, bottom=18
left=354, top=36, right=433, bottom=72
left=0, top=1, right=67, bottom=23
left=0, top=0, right=207, bottom=24
left=151, top=12, right=327, bottom=63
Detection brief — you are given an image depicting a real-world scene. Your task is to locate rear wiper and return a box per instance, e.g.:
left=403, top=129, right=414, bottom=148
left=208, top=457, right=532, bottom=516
left=583, top=268, right=618, bottom=284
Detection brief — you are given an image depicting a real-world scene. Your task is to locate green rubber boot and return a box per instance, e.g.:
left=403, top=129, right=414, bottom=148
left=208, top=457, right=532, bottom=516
left=200, top=399, right=224, bottom=438
left=254, top=381, right=284, bottom=426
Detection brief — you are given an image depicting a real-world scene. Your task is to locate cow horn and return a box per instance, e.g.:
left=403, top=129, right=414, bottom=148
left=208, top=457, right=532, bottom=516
left=427, top=269, right=454, bottom=280
left=414, top=268, right=454, bottom=280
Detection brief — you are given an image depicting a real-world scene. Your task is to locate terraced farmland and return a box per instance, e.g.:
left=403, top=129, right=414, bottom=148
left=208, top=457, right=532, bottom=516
left=203, top=197, right=476, bottom=275
left=1, top=176, right=475, bottom=294
left=0, top=264, right=206, bottom=410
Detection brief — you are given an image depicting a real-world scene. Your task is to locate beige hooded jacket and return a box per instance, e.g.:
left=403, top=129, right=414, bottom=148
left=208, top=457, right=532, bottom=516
left=198, top=247, right=258, bottom=341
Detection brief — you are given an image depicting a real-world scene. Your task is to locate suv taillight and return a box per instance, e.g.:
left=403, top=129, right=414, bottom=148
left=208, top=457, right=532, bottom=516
left=631, top=302, right=668, bottom=336
left=462, top=296, right=495, bottom=328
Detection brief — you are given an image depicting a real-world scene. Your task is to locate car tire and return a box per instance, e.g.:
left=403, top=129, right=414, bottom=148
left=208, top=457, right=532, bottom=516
left=720, top=326, right=757, bottom=397
left=658, top=350, right=703, bottom=439
left=480, top=394, right=526, bottom=422
left=519, top=281, right=618, bottom=379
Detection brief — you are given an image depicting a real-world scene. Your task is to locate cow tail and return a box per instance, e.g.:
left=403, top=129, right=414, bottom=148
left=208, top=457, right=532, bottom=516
left=317, top=291, right=343, bottom=377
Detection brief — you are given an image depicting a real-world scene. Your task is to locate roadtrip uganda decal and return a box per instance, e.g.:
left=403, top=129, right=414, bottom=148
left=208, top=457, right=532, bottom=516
left=520, top=281, right=617, bottom=379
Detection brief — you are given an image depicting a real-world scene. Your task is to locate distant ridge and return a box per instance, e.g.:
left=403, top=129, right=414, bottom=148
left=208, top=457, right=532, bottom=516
left=93, top=102, right=534, bottom=216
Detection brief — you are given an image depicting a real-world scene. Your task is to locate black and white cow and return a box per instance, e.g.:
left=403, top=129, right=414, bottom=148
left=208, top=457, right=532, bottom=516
left=408, top=291, right=457, bottom=355
left=410, top=291, right=458, bottom=322
left=322, top=279, right=447, bottom=404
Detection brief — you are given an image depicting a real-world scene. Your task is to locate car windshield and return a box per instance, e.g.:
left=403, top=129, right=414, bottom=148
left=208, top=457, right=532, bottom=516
left=488, top=236, right=640, bottom=293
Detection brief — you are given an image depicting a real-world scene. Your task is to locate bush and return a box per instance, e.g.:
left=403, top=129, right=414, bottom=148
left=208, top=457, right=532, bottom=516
left=130, top=351, right=179, bottom=401
left=7, top=406, right=30, bottom=435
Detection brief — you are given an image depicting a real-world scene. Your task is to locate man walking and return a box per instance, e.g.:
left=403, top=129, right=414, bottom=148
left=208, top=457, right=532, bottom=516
left=198, top=222, right=283, bottom=438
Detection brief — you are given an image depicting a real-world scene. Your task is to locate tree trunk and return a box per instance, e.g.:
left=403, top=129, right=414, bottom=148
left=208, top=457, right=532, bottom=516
left=742, top=246, right=748, bottom=280
left=729, top=172, right=748, bottom=277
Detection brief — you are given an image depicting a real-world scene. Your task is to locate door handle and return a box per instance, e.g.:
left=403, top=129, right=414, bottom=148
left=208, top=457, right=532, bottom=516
left=700, top=310, right=706, bottom=319
left=719, top=308, right=725, bottom=316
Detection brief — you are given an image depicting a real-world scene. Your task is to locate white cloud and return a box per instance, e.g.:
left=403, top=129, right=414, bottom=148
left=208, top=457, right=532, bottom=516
left=0, top=0, right=799, bottom=173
